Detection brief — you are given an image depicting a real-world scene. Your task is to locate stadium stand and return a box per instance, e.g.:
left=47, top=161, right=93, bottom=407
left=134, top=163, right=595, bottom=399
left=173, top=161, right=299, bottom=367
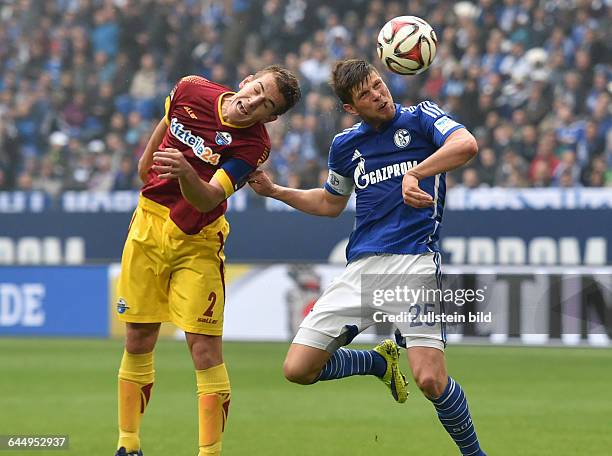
left=0, top=0, right=610, bottom=193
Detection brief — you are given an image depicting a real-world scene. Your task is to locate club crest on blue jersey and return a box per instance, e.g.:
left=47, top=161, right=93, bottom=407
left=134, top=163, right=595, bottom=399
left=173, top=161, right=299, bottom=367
left=215, top=131, right=233, bottom=146
left=116, top=298, right=130, bottom=314
left=393, top=129, right=411, bottom=148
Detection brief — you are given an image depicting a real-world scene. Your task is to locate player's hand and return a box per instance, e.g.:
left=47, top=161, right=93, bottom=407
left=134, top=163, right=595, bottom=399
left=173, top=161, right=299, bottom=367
left=402, top=172, right=434, bottom=208
left=248, top=169, right=277, bottom=197
left=152, top=148, right=194, bottom=179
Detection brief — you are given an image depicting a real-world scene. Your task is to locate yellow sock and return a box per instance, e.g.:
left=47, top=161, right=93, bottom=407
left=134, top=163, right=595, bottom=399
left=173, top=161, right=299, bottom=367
left=117, top=350, right=155, bottom=452
left=196, top=363, right=231, bottom=456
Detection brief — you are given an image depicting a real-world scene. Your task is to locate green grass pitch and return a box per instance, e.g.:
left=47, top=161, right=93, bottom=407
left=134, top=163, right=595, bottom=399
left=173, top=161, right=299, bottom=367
left=1, top=338, right=611, bottom=455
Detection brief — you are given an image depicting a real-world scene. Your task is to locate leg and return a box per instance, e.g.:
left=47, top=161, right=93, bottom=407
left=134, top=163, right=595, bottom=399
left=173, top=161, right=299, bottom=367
left=186, top=332, right=223, bottom=371
left=289, top=324, right=391, bottom=384
left=285, top=338, right=406, bottom=402
left=285, top=256, right=407, bottom=401
left=117, top=323, right=161, bottom=454
left=288, top=327, right=404, bottom=402
left=283, top=342, right=331, bottom=384
left=407, top=346, right=448, bottom=399
left=185, top=333, right=229, bottom=456
left=286, top=258, right=387, bottom=386
left=284, top=339, right=388, bottom=385
left=115, top=198, right=171, bottom=454
left=125, top=322, right=161, bottom=355
left=164, top=216, right=231, bottom=456
left=407, top=346, right=486, bottom=456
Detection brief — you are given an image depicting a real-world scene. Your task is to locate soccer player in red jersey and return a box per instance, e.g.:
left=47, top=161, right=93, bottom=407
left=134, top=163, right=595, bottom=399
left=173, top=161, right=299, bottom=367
left=114, top=66, right=300, bottom=456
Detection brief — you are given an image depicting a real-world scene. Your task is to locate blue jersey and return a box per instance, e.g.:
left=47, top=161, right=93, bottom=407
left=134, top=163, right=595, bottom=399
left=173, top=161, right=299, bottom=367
left=324, top=101, right=465, bottom=263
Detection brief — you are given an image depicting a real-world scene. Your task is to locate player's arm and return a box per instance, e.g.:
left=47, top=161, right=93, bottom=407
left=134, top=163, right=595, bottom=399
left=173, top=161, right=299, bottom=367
left=402, top=128, right=478, bottom=208
left=248, top=170, right=350, bottom=217
left=138, top=118, right=168, bottom=183
left=408, top=128, right=478, bottom=179
left=152, top=148, right=226, bottom=213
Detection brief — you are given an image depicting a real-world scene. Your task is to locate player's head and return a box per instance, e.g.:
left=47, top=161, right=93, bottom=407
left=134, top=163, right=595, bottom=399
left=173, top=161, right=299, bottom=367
left=230, top=65, right=301, bottom=125
left=331, top=59, right=395, bottom=128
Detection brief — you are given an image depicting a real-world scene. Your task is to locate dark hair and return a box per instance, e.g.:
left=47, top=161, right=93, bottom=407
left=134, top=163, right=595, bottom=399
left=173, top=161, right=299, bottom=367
left=331, top=59, right=378, bottom=105
left=254, top=65, right=301, bottom=115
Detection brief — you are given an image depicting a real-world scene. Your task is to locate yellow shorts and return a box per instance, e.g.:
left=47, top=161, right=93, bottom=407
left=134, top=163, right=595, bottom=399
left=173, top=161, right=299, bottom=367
left=116, top=196, right=230, bottom=335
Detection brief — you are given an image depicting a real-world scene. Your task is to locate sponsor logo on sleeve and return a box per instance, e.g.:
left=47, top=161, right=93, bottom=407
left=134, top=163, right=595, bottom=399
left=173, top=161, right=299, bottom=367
left=434, top=116, right=460, bottom=135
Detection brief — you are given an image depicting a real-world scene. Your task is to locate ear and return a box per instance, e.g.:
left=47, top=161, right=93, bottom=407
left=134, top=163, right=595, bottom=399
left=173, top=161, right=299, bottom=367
left=262, top=114, right=278, bottom=124
left=238, top=74, right=254, bottom=89
left=343, top=103, right=358, bottom=116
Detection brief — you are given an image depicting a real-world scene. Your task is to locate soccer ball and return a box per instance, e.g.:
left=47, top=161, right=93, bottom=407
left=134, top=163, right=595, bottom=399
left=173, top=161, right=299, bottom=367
left=377, top=16, right=438, bottom=75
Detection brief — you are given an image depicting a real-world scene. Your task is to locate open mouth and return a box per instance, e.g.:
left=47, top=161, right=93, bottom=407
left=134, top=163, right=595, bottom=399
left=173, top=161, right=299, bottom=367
left=237, top=101, right=248, bottom=115
left=378, top=101, right=388, bottom=111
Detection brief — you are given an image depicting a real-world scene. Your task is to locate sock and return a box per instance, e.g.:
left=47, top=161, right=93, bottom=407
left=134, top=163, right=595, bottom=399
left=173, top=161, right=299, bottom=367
left=430, top=377, right=486, bottom=456
left=196, top=363, right=231, bottom=456
left=117, top=350, right=155, bottom=452
left=316, top=348, right=387, bottom=381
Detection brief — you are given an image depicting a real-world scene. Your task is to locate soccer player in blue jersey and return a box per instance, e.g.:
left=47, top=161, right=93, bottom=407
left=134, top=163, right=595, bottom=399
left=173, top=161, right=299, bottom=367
left=249, top=59, right=486, bottom=456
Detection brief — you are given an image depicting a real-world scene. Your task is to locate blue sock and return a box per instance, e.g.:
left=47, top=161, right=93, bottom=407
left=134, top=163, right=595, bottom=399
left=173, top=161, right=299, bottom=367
left=430, top=377, right=486, bottom=456
left=316, top=348, right=387, bottom=381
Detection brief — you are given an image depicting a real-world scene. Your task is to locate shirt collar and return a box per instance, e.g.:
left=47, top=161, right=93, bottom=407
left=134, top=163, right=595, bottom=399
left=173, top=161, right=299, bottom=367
left=216, top=92, right=252, bottom=129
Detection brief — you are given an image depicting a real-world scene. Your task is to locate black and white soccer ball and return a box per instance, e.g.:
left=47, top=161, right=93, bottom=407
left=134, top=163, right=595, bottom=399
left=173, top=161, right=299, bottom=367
left=377, top=16, right=438, bottom=75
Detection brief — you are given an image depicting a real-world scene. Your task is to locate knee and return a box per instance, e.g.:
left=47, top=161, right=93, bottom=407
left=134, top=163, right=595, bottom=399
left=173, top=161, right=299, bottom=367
left=188, top=336, right=223, bottom=370
left=125, top=323, right=160, bottom=354
left=191, top=344, right=219, bottom=367
left=283, top=359, right=318, bottom=385
left=414, top=371, right=447, bottom=399
left=126, top=342, right=153, bottom=355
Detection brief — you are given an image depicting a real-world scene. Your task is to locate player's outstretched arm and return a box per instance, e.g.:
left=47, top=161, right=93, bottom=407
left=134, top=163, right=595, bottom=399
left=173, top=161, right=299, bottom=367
left=248, top=170, right=349, bottom=217
left=153, top=148, right=226, bottom=213
left=138, top=118, right=169, bottom=183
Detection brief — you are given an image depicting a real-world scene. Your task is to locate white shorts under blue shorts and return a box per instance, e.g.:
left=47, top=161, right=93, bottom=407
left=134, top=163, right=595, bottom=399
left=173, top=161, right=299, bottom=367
left=293, top=252, right=446, bottom=352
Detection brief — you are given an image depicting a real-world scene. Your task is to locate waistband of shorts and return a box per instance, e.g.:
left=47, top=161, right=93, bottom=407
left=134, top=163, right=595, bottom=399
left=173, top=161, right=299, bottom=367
left=138, top=194, right=171, bottom=218
left=138, top=195, right=228, bottom=238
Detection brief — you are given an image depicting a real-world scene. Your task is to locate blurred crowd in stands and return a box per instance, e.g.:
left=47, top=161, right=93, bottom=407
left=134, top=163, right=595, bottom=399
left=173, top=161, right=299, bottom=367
left=0, top=0, right=610, bottom=195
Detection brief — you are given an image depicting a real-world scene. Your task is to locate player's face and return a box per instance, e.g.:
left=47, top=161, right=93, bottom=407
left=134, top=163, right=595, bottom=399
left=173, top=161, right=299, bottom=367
left=345, top=72, right=396, bottom=128
left=227, top=73, right=285, bottom=125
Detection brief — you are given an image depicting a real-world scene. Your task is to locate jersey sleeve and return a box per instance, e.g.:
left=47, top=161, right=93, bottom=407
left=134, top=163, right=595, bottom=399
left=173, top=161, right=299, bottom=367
left=213, top=158, right=256, bottom=198
left=324, top=138, right=354, bottom=196
left=416, top=101, right=465, bottom=148
left=164, top=81, right=181, bottom=126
